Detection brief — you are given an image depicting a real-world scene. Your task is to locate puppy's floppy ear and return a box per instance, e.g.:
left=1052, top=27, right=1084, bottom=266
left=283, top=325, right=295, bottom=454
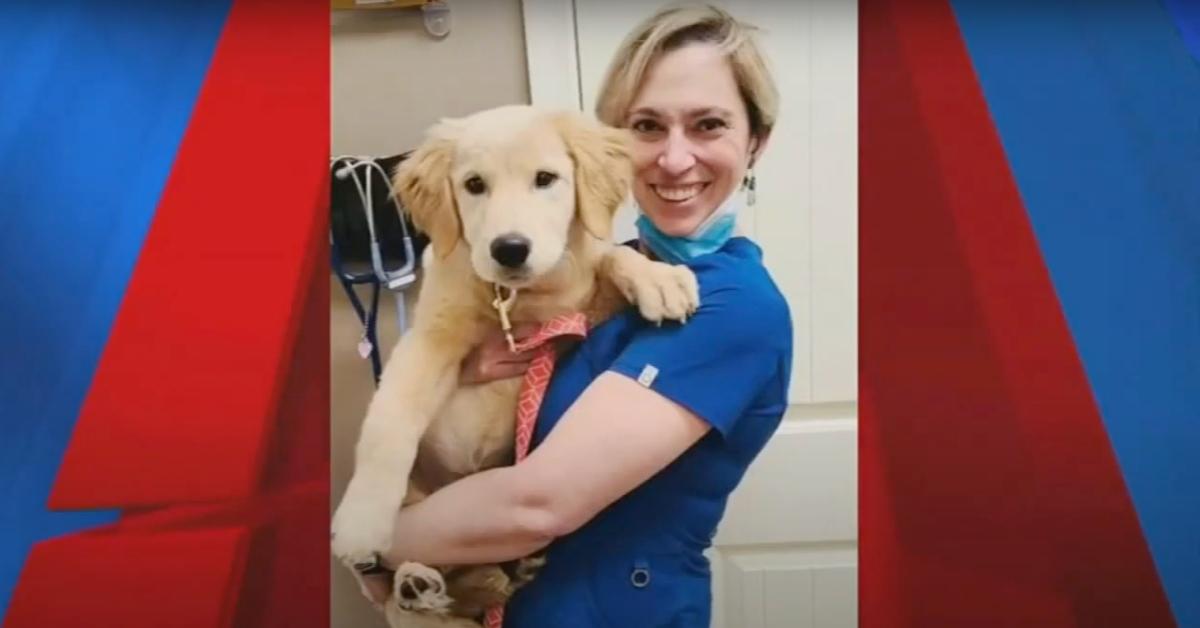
left=394, top=121, right=461, bottom=258
left=553, top=111, right=633, bottom=240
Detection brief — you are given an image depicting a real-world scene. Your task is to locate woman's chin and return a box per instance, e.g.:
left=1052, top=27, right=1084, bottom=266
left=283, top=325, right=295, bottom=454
left=642, top=208, right=705, bottom=237
left=643, top=218, right=693, bottom=237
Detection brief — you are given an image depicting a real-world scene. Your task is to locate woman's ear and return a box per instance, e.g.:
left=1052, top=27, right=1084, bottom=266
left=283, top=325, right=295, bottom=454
left=394, top=121, right=461, bottom=258
left=748, top=132, right=771, bottom=169
left=553, top=111, right=633, bottom=241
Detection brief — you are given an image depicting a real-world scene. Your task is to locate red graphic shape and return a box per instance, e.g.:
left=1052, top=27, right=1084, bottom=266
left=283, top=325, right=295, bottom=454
left=49, top=0, right=328, bottom=509
left=6, top=529, right=250, bottom=628
left=859, top=0, right=1174, bottom=626
left=7, top=0, right=330, bottom=627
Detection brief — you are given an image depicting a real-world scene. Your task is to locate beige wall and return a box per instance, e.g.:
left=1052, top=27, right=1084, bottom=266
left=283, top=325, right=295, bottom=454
left=331, top=0, right=531, bottom=157
left=331, top=2, right=529, bottom=626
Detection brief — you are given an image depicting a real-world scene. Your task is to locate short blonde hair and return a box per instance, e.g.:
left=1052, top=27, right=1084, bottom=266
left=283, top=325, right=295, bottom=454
left=595, top=3, right=779, bottom=139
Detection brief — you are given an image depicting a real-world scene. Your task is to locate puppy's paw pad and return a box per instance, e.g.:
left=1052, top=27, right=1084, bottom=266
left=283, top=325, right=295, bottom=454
left=394, top=562, right=452, bottom=613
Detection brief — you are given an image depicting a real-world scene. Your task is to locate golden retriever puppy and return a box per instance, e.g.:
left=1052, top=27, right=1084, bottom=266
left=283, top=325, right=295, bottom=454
left=331, top=105, right=698, bottom=627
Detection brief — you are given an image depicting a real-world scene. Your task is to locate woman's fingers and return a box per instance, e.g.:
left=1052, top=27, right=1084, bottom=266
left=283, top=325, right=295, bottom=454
left=510, top=322, right=541, bottom=341
left=460, top=322, right=555, bottom=384
left=461, top=329, right=539, bottom=385
left=359, top=573, right=391, bottom=605
left=483, top=348, right=536, bottom=380
left=499, top=349, right=538, bottom=363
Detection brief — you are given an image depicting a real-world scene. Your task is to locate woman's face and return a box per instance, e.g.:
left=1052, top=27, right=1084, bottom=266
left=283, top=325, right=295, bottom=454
left=625, top=43, right=757, bottom=237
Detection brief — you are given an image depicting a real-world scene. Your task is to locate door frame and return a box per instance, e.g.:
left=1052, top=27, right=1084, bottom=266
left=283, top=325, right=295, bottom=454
left=521, top=0, right=582, bottom=111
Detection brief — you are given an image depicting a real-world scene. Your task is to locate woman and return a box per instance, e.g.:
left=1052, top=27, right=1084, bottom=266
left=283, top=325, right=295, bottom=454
left=381, top=5, right=790, bottom=626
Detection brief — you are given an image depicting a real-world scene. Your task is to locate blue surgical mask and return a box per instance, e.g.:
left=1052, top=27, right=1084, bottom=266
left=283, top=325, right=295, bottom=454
left=635, top=189, right=743, bottom=264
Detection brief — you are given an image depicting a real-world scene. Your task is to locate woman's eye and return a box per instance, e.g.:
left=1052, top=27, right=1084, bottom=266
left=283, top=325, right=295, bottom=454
left=631, top=119, right=661, bottom=133
left=464, top=176, right=487, bottom=195
left=535, top=170, right=558, bottom=188
left=696, top=117, right=728, bottom=132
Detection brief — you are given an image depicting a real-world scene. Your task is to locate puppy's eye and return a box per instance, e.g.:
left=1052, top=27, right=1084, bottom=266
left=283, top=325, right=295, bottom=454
left=535, top=171, right=558, bottom=188
left=464, top=176, right=487, bottom=195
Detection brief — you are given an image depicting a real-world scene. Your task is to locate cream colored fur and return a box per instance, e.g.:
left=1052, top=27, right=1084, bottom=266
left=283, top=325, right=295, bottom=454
left=331, top=105, right=698, bottom=627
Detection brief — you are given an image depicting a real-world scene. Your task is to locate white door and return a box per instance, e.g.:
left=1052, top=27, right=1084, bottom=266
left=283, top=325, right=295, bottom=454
left=523, top=1, right=858, bottom=626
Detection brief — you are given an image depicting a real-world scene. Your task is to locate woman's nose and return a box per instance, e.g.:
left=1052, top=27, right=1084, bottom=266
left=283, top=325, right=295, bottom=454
left=657, top=130, right=697, bottom=175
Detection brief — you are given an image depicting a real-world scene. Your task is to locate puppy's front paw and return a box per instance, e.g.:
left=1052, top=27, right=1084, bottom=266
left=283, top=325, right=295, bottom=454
left=508, top=554, right=546, bottom=591
left=394, top=562, right=453, bottom=613
left=331, top=492, right=397, bottom=571
left=623, top=261, right=700, bottom=324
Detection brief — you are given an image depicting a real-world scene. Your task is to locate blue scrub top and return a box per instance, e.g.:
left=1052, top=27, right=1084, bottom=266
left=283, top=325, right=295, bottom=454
left=504, top=237, right=793, bottom=628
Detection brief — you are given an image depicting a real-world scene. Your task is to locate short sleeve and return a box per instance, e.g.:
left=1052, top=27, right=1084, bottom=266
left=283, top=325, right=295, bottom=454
left=608, top=280, right=790, bottom=437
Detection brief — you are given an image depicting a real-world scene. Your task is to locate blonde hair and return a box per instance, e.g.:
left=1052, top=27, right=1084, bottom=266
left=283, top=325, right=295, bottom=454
left=595, top=3, right=779, bottom=140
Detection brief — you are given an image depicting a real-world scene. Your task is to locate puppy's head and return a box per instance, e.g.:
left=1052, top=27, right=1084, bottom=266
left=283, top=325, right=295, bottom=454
left=395, top=105, right=631, bottom=288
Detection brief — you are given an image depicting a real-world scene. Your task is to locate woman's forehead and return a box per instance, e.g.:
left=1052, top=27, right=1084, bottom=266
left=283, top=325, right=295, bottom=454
left=628, top=105, right=737, bottom=120
left=629, top=44, right=744, bottom=114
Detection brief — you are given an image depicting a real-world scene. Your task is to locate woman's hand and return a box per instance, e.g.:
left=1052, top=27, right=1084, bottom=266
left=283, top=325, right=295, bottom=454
left=358, top=573, right=391, bottom=607
left=459, top=323, right=540, bottom=385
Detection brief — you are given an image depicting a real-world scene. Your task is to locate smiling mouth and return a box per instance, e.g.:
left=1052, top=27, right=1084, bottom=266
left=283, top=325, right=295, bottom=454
left=651, top=183, right=708, bottom=203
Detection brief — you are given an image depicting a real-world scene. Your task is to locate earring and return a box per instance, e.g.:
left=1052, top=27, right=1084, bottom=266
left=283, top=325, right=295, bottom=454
left=743, top=169, right=757, bottom=206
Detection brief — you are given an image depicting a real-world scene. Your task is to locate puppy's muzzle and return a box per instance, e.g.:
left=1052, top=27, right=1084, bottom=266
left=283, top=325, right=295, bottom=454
left=490, top=233, right=531, bottom=269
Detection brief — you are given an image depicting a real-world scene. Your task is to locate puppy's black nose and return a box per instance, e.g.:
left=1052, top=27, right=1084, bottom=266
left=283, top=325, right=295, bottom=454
left=490, top=234, right=531, bottom=268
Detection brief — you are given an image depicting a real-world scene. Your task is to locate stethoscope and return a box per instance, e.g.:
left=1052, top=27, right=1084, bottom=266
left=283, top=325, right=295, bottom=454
left=330, top=154, right=418, bottom=385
